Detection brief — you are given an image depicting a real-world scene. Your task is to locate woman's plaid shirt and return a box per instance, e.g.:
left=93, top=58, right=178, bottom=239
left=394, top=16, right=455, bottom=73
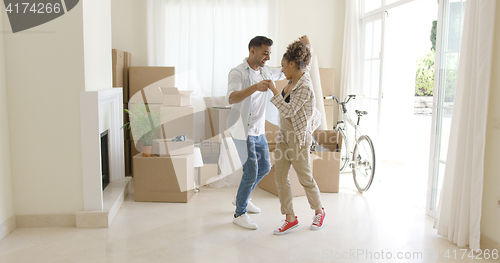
left=270, top=73, right=321, bottom=147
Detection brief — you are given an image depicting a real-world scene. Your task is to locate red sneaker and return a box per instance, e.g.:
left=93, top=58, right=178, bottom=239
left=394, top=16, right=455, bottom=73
left=310, top=208, right=325, bottom=230
left=273, top=217, right=299, bottom=235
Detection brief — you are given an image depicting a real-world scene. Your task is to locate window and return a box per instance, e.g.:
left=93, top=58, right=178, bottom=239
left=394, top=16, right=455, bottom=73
left=147, top=0, right=279, bottom=99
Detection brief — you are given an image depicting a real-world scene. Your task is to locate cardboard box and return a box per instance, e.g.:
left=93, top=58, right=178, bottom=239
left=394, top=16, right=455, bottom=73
left=259, top=130, right=341, bottom=196
left=311, top=150, right=340, bottom=193
left=312, top=129, right=341, bottom=193
left=265, top=121, right=280, bottom=144
left=129, top=66, right=175, bottom=104
left=154, top=139, right=194, bottom=157
left=160, top=106, right=194, bottom=140
left=133, top=153, right=195, bottom=202
left=324, top=105, right=334, bottom=130
left=319, top=68, right=335, bottom=96
left=204, top=107, right=231, bottom=139
left=160, top=87, right=192, bottom=107
left=313, top=130, right=339, bottom=149
left=199, top=163, right=218, bottom=186
left=258, top=150, right=311, bottom=197
left=112, top=49, right=124, bottom=88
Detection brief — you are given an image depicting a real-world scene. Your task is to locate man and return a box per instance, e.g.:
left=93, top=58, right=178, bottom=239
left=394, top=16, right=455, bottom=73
left=226, top=36, right=284, bottom=230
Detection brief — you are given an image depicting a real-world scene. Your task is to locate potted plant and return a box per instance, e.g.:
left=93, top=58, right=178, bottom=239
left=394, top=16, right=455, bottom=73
left=123, top=103, right=163, bottom=157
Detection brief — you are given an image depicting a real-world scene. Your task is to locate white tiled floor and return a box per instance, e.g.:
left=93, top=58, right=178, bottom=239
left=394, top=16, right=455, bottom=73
left=0, top=173, right=497, bottom=263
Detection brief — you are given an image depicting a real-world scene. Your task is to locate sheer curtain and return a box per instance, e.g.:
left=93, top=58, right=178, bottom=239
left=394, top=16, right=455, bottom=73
left=436, top=0, right=496, bottom=251
left=147, top=0, right=279, bottom=104
left=339, top=0, right=362, bottom=145
left=340, top=0, right=361, bottom=101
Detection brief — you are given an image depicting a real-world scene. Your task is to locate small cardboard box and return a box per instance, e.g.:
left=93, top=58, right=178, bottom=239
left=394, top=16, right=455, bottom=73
left=154, top=139, right=194, bottom=157
left=160, top=87, right=192, bottom=107
left=160, top=106, right=194, bottom=140
left=133, top=153, right=195, bottom=202
left=129, top=66, right=175, bottom=104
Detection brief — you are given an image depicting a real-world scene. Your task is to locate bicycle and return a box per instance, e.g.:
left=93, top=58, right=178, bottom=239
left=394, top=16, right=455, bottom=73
left=328, top=95, right=376, bottom=193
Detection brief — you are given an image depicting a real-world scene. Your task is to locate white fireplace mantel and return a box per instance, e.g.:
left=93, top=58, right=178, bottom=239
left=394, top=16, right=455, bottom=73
left=80, top=88, right=125, bottom=211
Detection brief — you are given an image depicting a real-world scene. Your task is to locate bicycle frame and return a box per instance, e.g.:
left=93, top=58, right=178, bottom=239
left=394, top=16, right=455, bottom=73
left=332, top=96, right=363, bottom=165
left=329, top=95, right=376, bottom=192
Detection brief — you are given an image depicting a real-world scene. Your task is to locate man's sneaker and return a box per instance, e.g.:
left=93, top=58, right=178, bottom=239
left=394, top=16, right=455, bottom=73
left=233, top=213, right=258, bottom=230
left=310, top=208, right=326, bottom=230
left=232, top=197, right=261, bottom=213
left=273, top=217, right=299, bottom=235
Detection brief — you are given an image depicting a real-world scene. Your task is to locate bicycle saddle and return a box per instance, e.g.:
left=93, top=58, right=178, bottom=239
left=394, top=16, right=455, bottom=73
left=355, top=110, right=368, bottom=116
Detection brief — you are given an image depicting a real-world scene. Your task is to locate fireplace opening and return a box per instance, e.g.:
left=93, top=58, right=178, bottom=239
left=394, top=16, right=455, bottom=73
left=101, top=129, right=110, bottom=190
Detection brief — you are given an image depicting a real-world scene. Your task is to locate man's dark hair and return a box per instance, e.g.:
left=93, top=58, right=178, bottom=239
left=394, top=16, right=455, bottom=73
left=248, top=36, right=273, bottom=50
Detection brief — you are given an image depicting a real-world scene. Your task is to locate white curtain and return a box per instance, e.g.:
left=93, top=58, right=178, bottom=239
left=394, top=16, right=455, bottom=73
left=338, top=0, right=362, bottom=147
left=436, top=0, right=496, bottom=251
left=340, top=0, right=361, bottom=105
left=147, top=0, right=279, bottom=103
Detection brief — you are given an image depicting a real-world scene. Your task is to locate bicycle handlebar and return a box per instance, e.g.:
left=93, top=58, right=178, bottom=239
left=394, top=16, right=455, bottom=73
left=330, top=95, right=356, bottom=114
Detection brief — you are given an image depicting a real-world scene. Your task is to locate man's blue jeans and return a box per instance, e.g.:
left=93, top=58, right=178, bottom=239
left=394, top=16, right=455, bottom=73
left=233, top=134, right=271, bottom=217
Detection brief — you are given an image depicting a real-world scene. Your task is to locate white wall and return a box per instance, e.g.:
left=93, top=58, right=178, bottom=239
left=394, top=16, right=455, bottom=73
left=3, top=5, right=86, bottom=215
left=277, top=0, right=345, bottom=94
left=0, top=6, right=14, bottom=227
left=111, top=0, right=148, bottom=66
left=83, top=0, right=113, bottom=91
left=481, top=3, right=500, bottom=246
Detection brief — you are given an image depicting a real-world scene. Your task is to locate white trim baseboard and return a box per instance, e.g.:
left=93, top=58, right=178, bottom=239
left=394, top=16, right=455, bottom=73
left=0, top=216, right=16, bottom=240
left=16, top=214, right=76, bottom=228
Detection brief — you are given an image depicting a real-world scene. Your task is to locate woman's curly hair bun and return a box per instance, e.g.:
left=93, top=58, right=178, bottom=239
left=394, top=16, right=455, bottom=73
left=283, top=40, right=311, bottom=70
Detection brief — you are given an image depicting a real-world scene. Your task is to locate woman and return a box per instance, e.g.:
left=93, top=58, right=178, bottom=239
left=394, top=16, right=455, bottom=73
left=268, top=35, right=325, bottom=235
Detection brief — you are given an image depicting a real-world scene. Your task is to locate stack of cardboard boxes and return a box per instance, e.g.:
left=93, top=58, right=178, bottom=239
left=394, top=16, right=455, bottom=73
left=133, top=87, right=196, bottom=203
left=112, top=49, right=198, bottom=202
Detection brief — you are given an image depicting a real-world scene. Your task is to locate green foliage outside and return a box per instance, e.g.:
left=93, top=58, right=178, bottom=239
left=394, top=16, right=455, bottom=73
left=415, top=51, right=435, bottom=96
left=430, top=20, right=437, bottom=51
left=415, top=20, right=437, bottom=97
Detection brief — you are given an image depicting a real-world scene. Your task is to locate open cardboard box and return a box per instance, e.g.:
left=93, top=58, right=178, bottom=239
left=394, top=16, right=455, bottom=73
left=133, top=153, right=195, bottom=202
left=154, top=138, right=194, bottom=157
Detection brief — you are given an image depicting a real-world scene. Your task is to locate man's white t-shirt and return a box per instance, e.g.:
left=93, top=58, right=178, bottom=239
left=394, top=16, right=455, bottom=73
left=248, top=67, right=267, bottom=136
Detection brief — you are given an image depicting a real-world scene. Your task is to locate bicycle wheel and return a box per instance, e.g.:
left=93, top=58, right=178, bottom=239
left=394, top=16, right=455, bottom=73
left=338, top=128, right=349, bottom=173
left=352, top=135, right=375, bottom=192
